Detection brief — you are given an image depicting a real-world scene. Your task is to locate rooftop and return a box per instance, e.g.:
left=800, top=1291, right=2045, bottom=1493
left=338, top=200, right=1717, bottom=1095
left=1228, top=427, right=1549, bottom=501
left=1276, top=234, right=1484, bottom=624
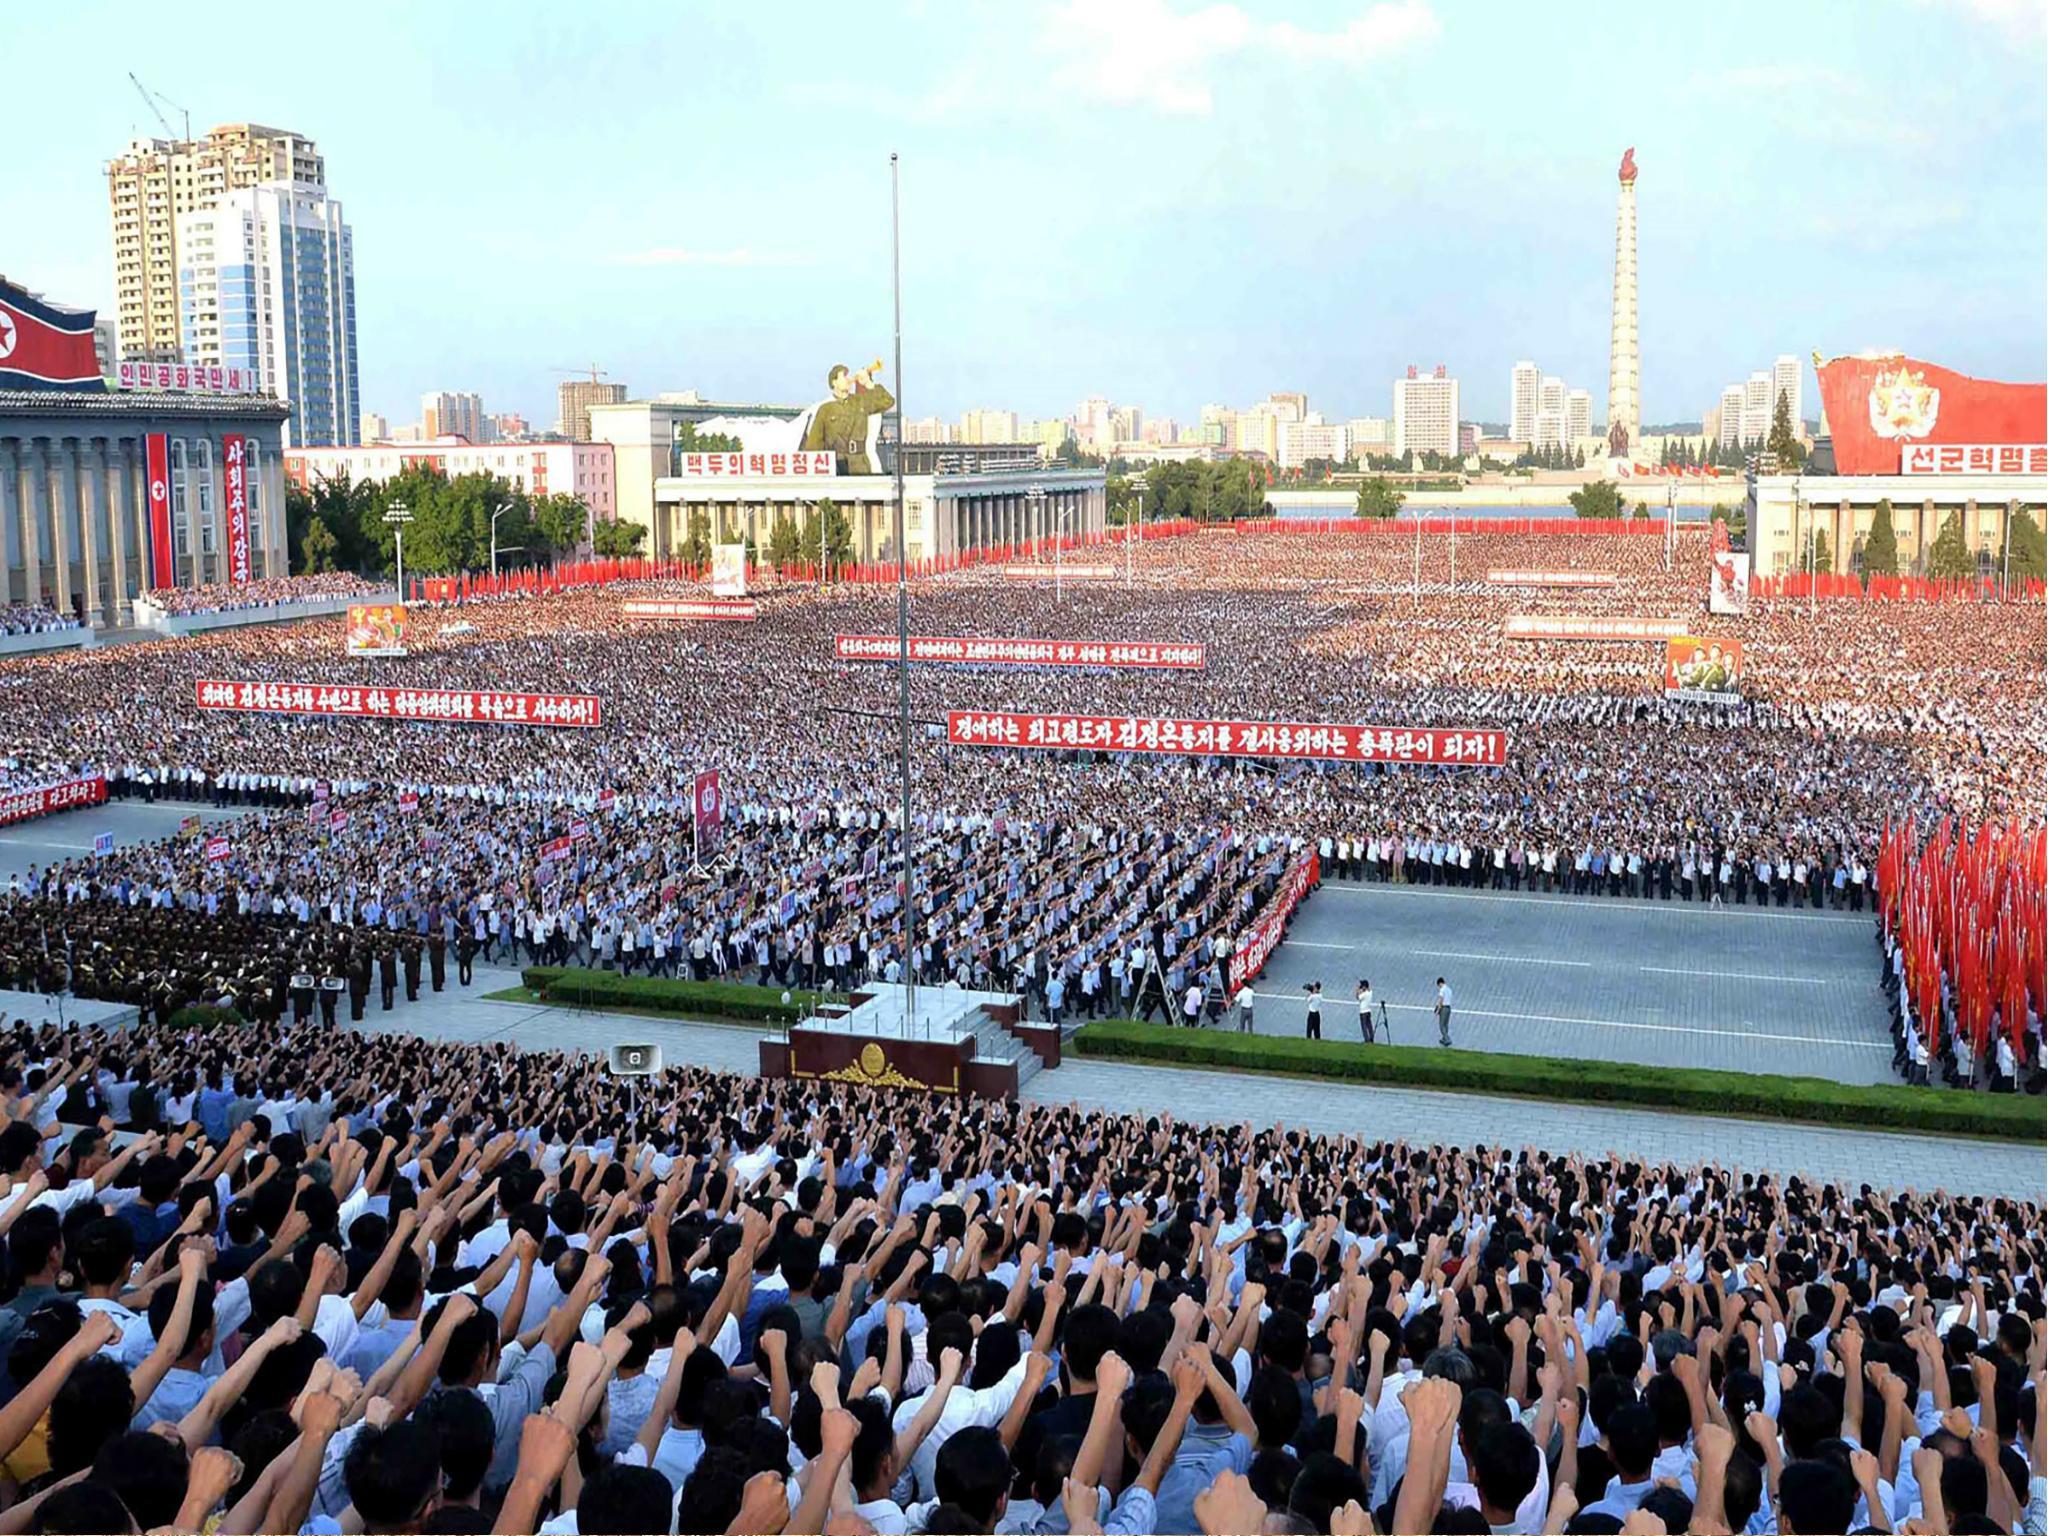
left=0, top=389, right=291, bottom=421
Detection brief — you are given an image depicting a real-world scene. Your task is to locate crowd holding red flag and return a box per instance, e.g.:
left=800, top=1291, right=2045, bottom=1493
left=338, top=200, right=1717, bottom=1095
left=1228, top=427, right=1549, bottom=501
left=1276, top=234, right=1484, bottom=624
left=1878, top=814, right=2046, bottom=1087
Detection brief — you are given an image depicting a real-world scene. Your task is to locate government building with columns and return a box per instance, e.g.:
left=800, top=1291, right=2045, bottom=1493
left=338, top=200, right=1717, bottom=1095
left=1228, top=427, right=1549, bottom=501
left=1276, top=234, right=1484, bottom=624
left=2, top=387, right=289, bottom=625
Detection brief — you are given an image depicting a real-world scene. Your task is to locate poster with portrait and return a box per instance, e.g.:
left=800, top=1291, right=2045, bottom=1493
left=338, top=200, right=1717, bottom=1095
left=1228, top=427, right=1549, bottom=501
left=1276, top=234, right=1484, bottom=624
left=710, top=544, right=748, bottom=598
left=1708, top=519, right=1750, bottom=616
left=345, top=603, right=408, bottom=658
left=1664, top=637, right=1744, bottom=704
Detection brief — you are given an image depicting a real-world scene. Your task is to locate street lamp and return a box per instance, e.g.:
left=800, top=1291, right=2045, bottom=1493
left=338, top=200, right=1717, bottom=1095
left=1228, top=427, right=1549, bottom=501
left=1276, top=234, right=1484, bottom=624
left=490, top=497, right=513, bottom=580
left=1026, top=487, right=1049, bottom=599
left=1793, top=472, right=1811, bottom=618
left=384, top=500, right=413, bottom=597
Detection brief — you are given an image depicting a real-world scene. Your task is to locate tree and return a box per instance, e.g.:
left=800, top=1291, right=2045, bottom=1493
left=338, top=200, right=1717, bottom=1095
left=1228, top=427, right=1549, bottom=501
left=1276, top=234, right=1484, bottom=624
left=1569, top=481, right=1625, bottom=519
left=1634, top=501, right=1651, bottom=519
left=1106, top=473, right=1138, bottom=526
left=591, top=518, right=646, bottom=558
left=1861, top=500, right=1900, bottom=576
left=1925, top=511, right=1973, bottom=579
left=1999, top=507, right=2045, bottom=581
left=530, top=493, right=590, bottom=558
left=1355, top=477, right=1404, bottom=519
left=1810, top=528, right=1832, bottom=573
left=300, top=517, right=340, bottom=574
left=674, top=422, right=743, bottom=456
left=767, top=511, right=801, bottom=567
left=818, top=498, right=855, bottom=576
left=681, top=509, right=712, bottom=569
left=1767, top=389, right=1806, bottom=468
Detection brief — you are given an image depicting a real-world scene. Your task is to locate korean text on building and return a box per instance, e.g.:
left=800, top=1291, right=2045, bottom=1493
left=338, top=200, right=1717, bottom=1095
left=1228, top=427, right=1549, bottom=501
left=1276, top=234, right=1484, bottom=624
left=675, top=451, right=837, bottom=478
left=196, top=680, right=602, bottom=729
left=835, top=635, right=1206, bottom=669
left=1900, top=444, right=2048, bottom=475
left=116, top=360, right=258, bottom=394
left=946, top=712, right=1505, bottom=765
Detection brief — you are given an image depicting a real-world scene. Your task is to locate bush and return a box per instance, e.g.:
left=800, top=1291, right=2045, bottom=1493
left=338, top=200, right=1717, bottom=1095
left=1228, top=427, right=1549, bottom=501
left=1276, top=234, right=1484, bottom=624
left=166, top=1004, right=244, bottom=1030
left=1071, top=1021, right=2044, bottom=1142
left=530, top=967, right=845, bottom=1026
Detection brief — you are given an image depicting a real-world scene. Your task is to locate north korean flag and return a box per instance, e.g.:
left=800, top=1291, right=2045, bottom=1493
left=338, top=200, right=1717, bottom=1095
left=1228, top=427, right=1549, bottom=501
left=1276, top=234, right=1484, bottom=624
left=0, top=280, right=106, bottom=392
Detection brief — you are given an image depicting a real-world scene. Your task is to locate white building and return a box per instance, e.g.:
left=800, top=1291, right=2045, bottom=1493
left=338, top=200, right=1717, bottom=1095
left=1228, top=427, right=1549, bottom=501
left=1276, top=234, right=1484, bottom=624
left=958, top=408, right=1018, bottom=444
left=1772, top=354, right=1802, bottom=430
left=1740, top=371, right=1774, bottom=445
left=360, top=411, right=389, bottom=443
left=176, top=183, right=359, bottom=447
left=285, top=439, right=617, bottom=523
left=902, top=416, right=953, bottom=443
left=1278, top=415, right=1350, bottom=470
left=1538, top=375, right=1566, bottom=418
left=1074, top=396, right=1113, bottom=451
left=421, top=391, right=486, bottom=443
left=1565, top=388, right=1591, bottom=442
left=1509, top=361, right=1540, bottom=445
left=1532, top=409, right=1567, bottom=453
left=1346, top=417, right=1392, bottom=454
left=1392, top=365, right=1459, bottom=457
left=1718, top=384, right=1746, bottom=448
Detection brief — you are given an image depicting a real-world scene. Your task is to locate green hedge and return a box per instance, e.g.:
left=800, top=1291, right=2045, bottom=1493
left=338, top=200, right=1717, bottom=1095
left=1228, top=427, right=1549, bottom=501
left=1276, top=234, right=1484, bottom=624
left=522, top=967, right=845, bottom=1027
left=1071, top=1021, right=2046, bottom=1142
left=167, top=1004, right=244, bottom=1029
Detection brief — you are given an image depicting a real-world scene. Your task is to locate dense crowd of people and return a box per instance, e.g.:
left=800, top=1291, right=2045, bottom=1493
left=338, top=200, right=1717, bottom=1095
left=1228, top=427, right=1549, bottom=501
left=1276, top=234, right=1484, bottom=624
left=141, top=574, right=389, bottom=618
left=0, top=1013, right=2033, bottom=1535
left=0, top=527, right=2041, bottom=1087
left=0, top=605, right=81, bottom=639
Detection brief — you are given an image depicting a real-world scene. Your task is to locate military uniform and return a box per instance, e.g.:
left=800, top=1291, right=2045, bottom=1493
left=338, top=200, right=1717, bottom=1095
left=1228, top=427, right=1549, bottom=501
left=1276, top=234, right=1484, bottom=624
left=801, top=381, right=895, bottom=475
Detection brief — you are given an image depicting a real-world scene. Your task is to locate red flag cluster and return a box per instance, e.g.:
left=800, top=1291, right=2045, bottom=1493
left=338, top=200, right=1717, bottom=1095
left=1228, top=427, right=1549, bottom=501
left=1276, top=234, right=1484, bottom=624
left=1749, top=572, right=2046, bottom=603
left=1879, top=816, right=2046, bottom=1060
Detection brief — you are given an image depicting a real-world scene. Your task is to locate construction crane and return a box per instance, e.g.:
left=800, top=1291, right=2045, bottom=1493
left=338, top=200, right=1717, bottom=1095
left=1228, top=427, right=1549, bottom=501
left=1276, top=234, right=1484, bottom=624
left=550, top=364, right=610, bottom=384
left=127, top=72, right=191, bottom=143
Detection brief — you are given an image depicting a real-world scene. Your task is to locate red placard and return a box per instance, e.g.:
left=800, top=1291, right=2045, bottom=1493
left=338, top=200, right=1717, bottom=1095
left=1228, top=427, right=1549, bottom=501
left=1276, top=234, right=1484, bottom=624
left=946, top=712, right=1505, bottom=765
left=1483, top=570, right=1617, bottom=587
left=1230, top=851, right=1320, bottom=990
left=195, top=679, right=603, bottom=729
left=620, top=599, right=758, bottom=621
left=0, top=775, right=107, bottom=828
left=222, top=433, right=251, bottom=585
left=204, top=836, right=231, bottom=862
left=397, top=791, right=419, bottom=813
left=1001, top=564, right=1119, bottom=582
left=834, top=634, right=1205, bottom=669
left=145, top=433, right=175, bottom=589
left=1815, top=354, right=2046, bottom=475
left=693, top=769, right=723, bottom=852
left=1501, top=615, right=1688, bottom=641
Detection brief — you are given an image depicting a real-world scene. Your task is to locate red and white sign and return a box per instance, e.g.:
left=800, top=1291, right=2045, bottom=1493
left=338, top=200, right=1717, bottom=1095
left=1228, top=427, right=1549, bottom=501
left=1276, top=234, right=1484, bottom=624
left=1230, top=851, right=1320, bottom=990
left=1484, top=570, right=1618, bottom=587
left=621, top=599, right=758, bottom=621
left=946, top=712, right=1506, bottom=765
left=116, top=360, right=258, bottom=395
left=1501, top=615, right=1687, bottom=641
left=676, top=450, right=836, bottom=478
left=1815, top=354, right=2046, bottom=475
left=693, top=769, right=723, bottom=852
left=1900, top=443, right=2048, bottom=476
left=0, top=775, right=107, bottom=829
left=145, top=432, right=175, bottom=590
left=541, top=834, right=573, bottom=861
left=328, top=810, right=350, bottom=833
left=204, top=836, right=231, bottom=862
left=568, top=818, right=592, bottom=844
left=221, top=433, right=251, bottom=585
left=834, top=634, right=1206, bottom=669
left=397, top=791, right=419, bottom=814
left=195, top=679, right=603, bottom=729
left=597, top=789, right=616, bottom=812
left=1002, top=564, right=1119, bottom=582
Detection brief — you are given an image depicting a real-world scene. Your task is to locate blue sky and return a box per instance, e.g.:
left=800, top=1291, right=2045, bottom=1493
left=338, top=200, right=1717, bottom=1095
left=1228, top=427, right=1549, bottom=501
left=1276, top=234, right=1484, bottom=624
left=6, top=0, right=2043, bottom=428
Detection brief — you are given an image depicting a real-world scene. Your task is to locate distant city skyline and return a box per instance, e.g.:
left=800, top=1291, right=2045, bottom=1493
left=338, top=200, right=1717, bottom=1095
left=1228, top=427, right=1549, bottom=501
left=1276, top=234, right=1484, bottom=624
left=6, top=1, right=2042, bottom=431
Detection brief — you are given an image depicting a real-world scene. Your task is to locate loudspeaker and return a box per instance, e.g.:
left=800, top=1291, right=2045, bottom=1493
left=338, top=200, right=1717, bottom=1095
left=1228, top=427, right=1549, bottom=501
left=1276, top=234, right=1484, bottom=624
left=608, top=1042, right=661, bottom=1076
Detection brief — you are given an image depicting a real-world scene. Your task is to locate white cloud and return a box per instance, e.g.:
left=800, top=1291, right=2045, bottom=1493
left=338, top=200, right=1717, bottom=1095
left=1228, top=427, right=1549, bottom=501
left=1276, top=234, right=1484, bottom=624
left=1039, top=0, right=1437, bottom=117
left=1919, top=0, right=2044, bottom=42
left=612, top=248, right=808, bottom=268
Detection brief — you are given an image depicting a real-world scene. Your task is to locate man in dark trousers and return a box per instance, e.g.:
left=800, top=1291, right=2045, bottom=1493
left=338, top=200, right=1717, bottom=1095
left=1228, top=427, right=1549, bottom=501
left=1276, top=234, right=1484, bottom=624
left=427, top=929, right=447, bottom=992
left=456, top=929, right=476, bottom=986
left=348, top=946, right=371, bottom=1021
left=401, top=938, right=422, bottom=1002
left=1435, top=977, right=1454, bottom=1046
left=378, top=943, right=399, bottom=1010
left=1303, top=981, right=1323, bottom=1040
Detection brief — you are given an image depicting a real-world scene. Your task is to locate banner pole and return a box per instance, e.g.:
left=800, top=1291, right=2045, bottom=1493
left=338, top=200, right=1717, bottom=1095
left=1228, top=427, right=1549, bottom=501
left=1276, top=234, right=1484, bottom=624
left=890, top=150, right=920, bottom=1039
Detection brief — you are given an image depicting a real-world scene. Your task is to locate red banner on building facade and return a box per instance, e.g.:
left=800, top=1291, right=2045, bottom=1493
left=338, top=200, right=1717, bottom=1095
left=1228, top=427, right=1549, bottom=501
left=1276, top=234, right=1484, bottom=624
left=946, top=711, right=1506, bottom=765
left=1501, top=615, right=1687, bottom=641
left=621, top=599, right=758, bottom=621
left=1814, top=354, right=2046, bottom=476
left=1230, top=851, right=1320, bottom=990
left=835, top=634, right=1206, bottom=668
left=0, top=775, right=108, bottom=828
left=145, top=433, right=175, bottom=589
left=195, top=679, right=602, bottom=728
left=221, top=433, right=251, bottom=584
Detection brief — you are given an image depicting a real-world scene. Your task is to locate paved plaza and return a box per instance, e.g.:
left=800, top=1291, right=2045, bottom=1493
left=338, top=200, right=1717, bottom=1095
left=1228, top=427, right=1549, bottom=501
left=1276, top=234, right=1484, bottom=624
left=0, top=800, right=263, bottom=880
left=1232, top=879, right=1898, bottom=1083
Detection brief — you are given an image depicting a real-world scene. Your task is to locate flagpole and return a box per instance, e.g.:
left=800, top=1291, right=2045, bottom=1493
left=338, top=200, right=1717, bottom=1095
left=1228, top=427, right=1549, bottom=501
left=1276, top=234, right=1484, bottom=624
left=890, top=151, right=920, bottom=1038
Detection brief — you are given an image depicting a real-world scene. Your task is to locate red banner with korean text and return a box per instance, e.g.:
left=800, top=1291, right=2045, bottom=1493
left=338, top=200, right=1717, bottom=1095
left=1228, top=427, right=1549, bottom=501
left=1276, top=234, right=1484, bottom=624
left=221, top=433, right=251, bottom=584
left=0, top=775, right=108, bottom=828
left=1229, top=850, right=1320, bottom=990
left=1815, top=354, right=2046, bottom=476
left=1501, top=615, right=1688, bottom=641
left=621, top=599, right=758, bottom=621
left=145, top=433, right=175, bottom=589
left=195, top=679, right=602, bottom=728
left=835, top=635, right=1206, bottom=669
left=946, top=711, right=1506, bottom=766
left=1001, top=564, right=1120, bottom=582
left=1483, top=570, right=1618, bottom=587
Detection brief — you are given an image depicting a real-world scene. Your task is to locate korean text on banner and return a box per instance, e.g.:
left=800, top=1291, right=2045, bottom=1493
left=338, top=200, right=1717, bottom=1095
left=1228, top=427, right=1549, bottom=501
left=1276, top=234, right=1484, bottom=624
left=221, top=433, right=251, bottom=585
left=946, top=712, right=1506, bottom=766
left=1229, top=852, right=1320, bottom=990
left=196, top=680, right=602, bottom=729
left=834, top=635, right=1206, bottom=669
left=0, top=775, right=108, bottom=829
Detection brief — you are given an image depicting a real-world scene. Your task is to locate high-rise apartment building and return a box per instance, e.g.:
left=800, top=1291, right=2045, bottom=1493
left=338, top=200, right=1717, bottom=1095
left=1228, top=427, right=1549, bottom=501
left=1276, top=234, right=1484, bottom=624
left=106, top=123, right=324, bottom=363
left=1509, top=362, right=1540, bottom=446
left=558, top=379, right=627, bottom=440
left=958, top=408, right=1018, bottom=443
left=176, top=183, right=359, bottom=446
left=1718, top=385, right=1746, bottom=448
left=490, top=413, right=531, bottom=441
left=903, top=415, right=953, bottom=444
left=1532, top=410, right=1566, bottom=452
left=1740, top=371, right=1773, bottom=444
left=361, top=412, right=390, bottom=442
left=1346, top=417, right=1392, bottom=454
left=421, top=391, right=486, bottom=443
left=1278, top=416, right=1350, bottom=470
left=1771, top=354, right=1801, bottom=430
left=1565, top=389, right=1591, bottom=442
left=1392, top=365, right=1459, bottom=457
left=1539, top=375, right=1566, bottom=418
